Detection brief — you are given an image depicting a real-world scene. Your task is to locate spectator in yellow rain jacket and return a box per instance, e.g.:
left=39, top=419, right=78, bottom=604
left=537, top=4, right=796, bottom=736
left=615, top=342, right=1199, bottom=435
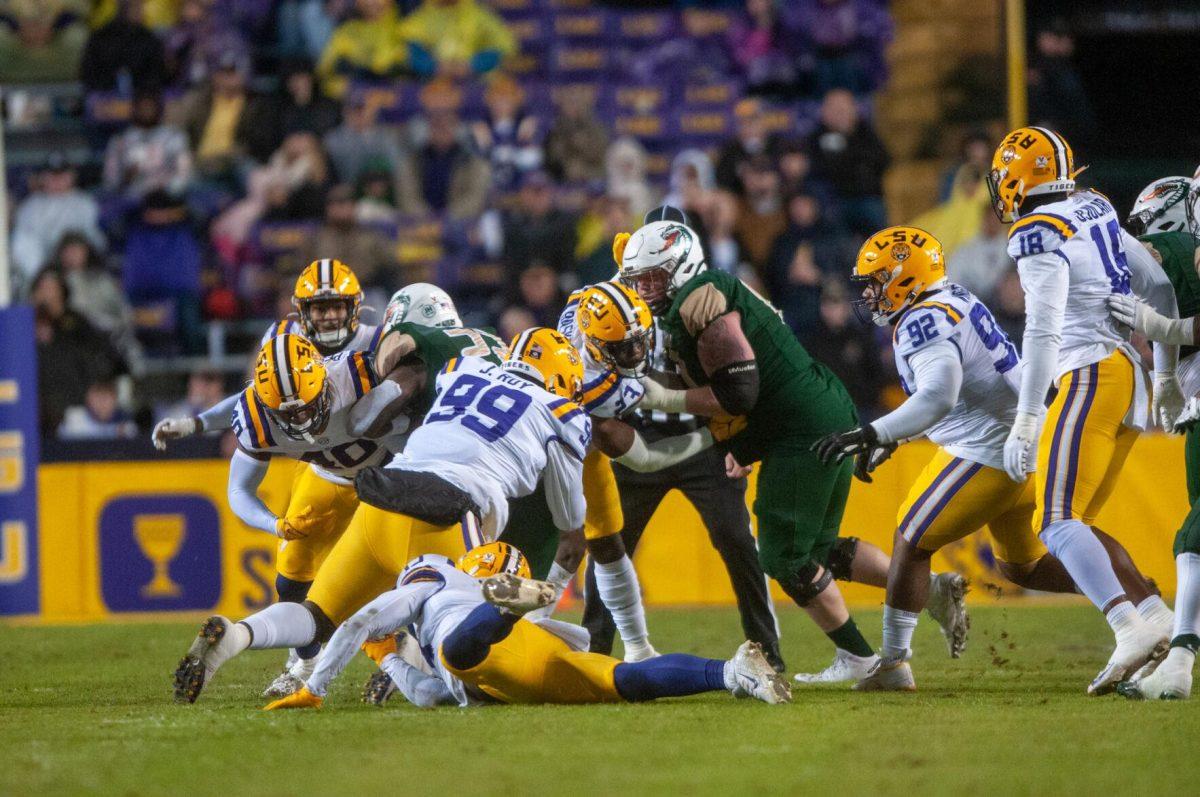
left=396, top=0, right=515, bottom=80
left=316, top=0, right=404, bottom=99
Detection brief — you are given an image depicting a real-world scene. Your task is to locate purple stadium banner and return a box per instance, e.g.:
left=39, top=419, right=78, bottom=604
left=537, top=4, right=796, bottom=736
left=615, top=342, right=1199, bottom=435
left=0, top=305, right=40, bottom=615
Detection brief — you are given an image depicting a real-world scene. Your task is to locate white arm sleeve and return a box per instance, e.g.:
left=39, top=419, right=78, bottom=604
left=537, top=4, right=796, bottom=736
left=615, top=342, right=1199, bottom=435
left=870, top=341, right=963, bottom=444
left=1016, top=252, right=1070, bottom=416
left=380, top=656, right=458, bottom=708
left=544, top=441, right=586, bottom=532
left=198, top=393, right=240, bottom=433
left=1124, top=229, right=1180, bottom=374
left=614, top=428, right=714, bottom=473
left=306, top=584, right=438, bottom=697
left=227, top=450, right=277, bottom=534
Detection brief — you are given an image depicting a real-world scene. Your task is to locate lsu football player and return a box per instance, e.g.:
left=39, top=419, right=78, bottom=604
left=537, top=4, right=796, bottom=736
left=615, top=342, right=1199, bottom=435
left=174, top=329, right=597, bottom=704
left=1106, top=174, right=1200, bottom=699
left=262, top=542, right=789, bottom=709
left=813, top=226, right=1172, bottom=690
left=988, top=126, right=1183, bottom=693
left=151, top=259, right=382, bottom=449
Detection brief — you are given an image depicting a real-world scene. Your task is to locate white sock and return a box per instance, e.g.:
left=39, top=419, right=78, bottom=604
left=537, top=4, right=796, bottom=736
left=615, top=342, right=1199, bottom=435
left=722, top=660, right=737, bottom=691
left=594, top=555, right=651, bottom=649
left=1105, top=600, right=1138, bottom=633
left=242, top=602, right=317, bottom=650
left=1163, top=646, right=1196, bottom=671
left=1136, top=594, right=1174, bottom=630
left=1174, top=552, right=1200, bottom=639
left=881, top=605, right=919, bottom=661
left=524, top=561, right=574, bottom=622
left=290, top=654, right=317, bottom=680
left=1039, top=520, right=1125, bottom=610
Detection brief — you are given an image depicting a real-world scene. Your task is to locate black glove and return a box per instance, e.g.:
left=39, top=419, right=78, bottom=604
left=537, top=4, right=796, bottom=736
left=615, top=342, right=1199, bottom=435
left=853, top=440, right=898, bottom=484
left=811, top=425, right=881, bottom=467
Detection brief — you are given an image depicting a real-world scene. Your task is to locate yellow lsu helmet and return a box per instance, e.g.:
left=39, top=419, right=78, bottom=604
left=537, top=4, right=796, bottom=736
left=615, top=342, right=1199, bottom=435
left=253, top=333, right=330, bottom=440
left=292, top=258, right=364, bottom=351
left=504, top=327, right=585, bottom=401
left=987, top=126, right=1081, bottom=222
left=458, top=542, right=531, bottom=579
left=576, top=281, right=654, bottom=377
left=852, top=226, right=945, bottom=326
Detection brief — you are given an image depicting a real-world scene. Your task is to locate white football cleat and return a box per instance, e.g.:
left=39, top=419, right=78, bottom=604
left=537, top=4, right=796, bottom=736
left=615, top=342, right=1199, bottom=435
left=262, top=650, right=317, bottom=698
left=853, top=656, right=916, bottom=692
left=730, top=641, right=791, bottom=704
left=1088, top=619, right=1169, bottom=696
left=481, top=573, right=557, bottom=616
left=926, top=572, right=969, bottom=658
left=623, top=641, right=660, bottom=663
left=1117, top=648, right=1193, bottom=701
left=793, top=649, right=879, bottom=684
left=173, top=616, right=249, bottom=704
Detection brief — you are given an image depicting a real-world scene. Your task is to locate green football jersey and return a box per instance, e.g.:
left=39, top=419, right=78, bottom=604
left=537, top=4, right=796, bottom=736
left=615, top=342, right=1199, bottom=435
left=1139, top=231, right=1200, bottom=359
left=384, top=322, right=507, bottom=415
left=659, top=270, right=856, bottom=455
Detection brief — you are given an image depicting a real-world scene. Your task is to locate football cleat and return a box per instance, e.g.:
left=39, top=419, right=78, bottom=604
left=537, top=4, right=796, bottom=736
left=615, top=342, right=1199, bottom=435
left=926, top=572, right=970, bottom=658
left=730, top=641, right=791, bottom=704
left=853, top=656, right=917, bottom=692
left=363, top=670, right=397, bottom=706
left=793, top=649, right=880, bottom=684
left=1088, top=619, right=1169, bottom=696
left=263, top=686, right=323, bottom=711
left=481, top=573, right=557, bottom=616
left=1116, top=649, right=1193, bottom=701
left=173, top=616, right=248, bottom=704
left=262, top=669, right=305, bottom=699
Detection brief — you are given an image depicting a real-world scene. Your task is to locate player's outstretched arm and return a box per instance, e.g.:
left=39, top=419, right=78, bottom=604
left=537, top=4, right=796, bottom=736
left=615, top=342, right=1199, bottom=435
left=1124, top=229, right=1185, bottom=429
left=591, top=416, right=715, bottom=473
left=347, top=362, right=427, bottom=438
left=636, top=312, right=757, bottom=418
left=379, top=657, right=457, bottom=708
left=227, top=449, right=282, bottom=536
left=152, top=393, right=240, bottom=450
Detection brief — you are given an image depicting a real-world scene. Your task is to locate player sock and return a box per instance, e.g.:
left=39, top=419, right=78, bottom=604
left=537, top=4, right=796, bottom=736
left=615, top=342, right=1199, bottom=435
left=826, top=618, right=874, bottom=658
left=241, top=602, right=316, bottom=650
left=594, top=555, right=652, bottom=650
left=1174, top=553, right=1200, bottom=640
left=881, top=605, right=919, bottom=662
left=1104, top=600, right=1138, bottom=633
left=611, top=655, right=727, bottom=701
left=523, top=561, right=573, bottom=622
left=1039, top=520, right=1125, bottom=610
left=1136, top=594, right=1174, bottom=631
left=274, top=576, right=320, bottom=659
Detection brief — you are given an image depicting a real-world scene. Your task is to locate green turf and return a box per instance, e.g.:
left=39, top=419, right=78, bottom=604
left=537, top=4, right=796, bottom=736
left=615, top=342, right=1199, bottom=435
left=1, top=603, right=1198, bottom=796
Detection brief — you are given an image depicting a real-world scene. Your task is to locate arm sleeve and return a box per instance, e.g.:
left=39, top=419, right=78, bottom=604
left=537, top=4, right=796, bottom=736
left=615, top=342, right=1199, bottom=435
left=198, top=393, right=241, bottom=433
left=306, top=584, right=438, bottom=697
left=227, top=450, right=277, bottom=534
left=1124, top=229, right=1180, bottom=373
left=614, top=429, right=714, bottom=473
left=1015, top=252, right=1070, bottom=416
left=380, top=656, right=458, bottom=708
left=544, top=439, right=586, bottom=532
left=870, top=341, right=963, bottom=444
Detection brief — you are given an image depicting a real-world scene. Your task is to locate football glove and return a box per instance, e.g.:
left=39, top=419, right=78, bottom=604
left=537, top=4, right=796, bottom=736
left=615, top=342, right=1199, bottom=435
left=152, top=416, right=201, bottom=451
left=612, top=231, right=632, bottom=265
left=1108, top=294, right=1196, bottom=345
left=853, top=441, right=898, bottom=484
left=1002, top=411, right=1041, bottom=483
left=263, top=686, right=323, bottom=711
left=1153, top=371, right=1186, bottom=432
left=361, top=634, right=399, bottom=667
left=280, top=504, right=335, bottom=539
left=708, top=413, right=747, bottom=442
left=811, top=425, right=881, bottom=466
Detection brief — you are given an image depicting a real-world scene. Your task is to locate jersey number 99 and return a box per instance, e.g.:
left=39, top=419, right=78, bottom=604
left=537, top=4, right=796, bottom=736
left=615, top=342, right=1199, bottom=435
left=427, top=374, right=532, bottom=442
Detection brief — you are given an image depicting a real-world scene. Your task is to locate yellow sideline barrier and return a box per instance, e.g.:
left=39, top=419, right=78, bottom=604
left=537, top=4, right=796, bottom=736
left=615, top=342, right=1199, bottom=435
left=20, top=436, right=1190, bottom=623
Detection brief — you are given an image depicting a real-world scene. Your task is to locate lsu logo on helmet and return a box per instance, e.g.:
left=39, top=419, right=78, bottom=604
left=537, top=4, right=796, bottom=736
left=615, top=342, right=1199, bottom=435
left=577, top=281, right=654, bottom=377
left=253, top=333, right=331, bottom=441
left=987, top=126, right=1082, bottom=223
left=852, top=226, right=945, bottom=326
left=458, top=542, right=531, bottom=579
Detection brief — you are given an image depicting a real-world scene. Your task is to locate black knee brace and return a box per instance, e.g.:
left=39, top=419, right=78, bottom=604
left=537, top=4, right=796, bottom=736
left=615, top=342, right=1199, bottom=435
left=827, top=537, right=859, bottom=582
left=303, top=600, right=337, bottom=645
left=779, top=560, right=834, bottom=607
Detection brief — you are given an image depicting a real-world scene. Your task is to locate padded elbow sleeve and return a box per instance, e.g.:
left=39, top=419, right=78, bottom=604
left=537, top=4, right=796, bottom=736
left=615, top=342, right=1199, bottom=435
left=710, top=360, right=759, bottom=416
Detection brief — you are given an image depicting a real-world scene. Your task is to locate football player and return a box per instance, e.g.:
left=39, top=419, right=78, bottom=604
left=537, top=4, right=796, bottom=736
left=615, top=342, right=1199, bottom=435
left=618, top=219, right=887, bottom=682
left=988, top=126, right=1182, bottom=693
left=262, top=542, right=790, bottom=709
left=814, top=226, right=1172, bottom=690
left=1106, top=174, right=1200, bottom=699
left=174, top=330, right=593, bottom=703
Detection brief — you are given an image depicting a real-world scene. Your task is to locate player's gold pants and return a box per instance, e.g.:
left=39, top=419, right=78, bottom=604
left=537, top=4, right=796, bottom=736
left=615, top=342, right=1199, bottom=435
left=441, top=618, right=622, bottom=704
left=583, top=449, right=624, bottom=541
left=306, top=503, right=469, bottom=624
left=276, top=465, right=360, bottom=582
left=896, top=449, right=1045, bottom=565
left=1033, top=349, right=1140, bottom=532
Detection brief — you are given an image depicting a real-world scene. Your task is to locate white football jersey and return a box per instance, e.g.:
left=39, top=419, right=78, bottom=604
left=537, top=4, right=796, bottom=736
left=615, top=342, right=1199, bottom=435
left=232, top=349, right=408, bottom=484
left=1006, top=190, right=1137, bottom=376
left=893, top=284, right=1021, bottom=469
left=388, top=357, right=591, bottom=537
left=260, top=318, right=382, bottom=354
left=557, top=288, right=645, bottom=419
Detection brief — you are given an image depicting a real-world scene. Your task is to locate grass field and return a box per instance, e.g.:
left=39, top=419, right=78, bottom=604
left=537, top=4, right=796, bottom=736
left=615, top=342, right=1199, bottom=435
left=2, top=602, right=1199, bottom=796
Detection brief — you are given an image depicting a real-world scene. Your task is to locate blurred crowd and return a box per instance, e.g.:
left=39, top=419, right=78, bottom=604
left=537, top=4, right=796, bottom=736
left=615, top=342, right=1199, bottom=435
left=4, top=0, right=905, bottom=440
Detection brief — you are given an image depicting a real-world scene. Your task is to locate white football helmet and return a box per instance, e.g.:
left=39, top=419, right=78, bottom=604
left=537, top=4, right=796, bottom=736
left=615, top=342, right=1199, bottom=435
left=383, top=282, right=462, bottom=329
left=618, top=220, right=707, bottom=314
left=1127, top=176, right=1193, bottom=237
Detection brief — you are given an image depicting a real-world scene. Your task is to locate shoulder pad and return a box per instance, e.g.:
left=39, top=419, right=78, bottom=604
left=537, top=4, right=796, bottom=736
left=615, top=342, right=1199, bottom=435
left=234, top=388, right=276, bottom=452
left=547, top=397, right=591, bottom=455
left=260, top=319, right=296, bottom=347
left=893, top=302, right=964, bottom=356
left=399, top=554, right=454, bottom=586
left=1007, top=211, right=1078, bottom=258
